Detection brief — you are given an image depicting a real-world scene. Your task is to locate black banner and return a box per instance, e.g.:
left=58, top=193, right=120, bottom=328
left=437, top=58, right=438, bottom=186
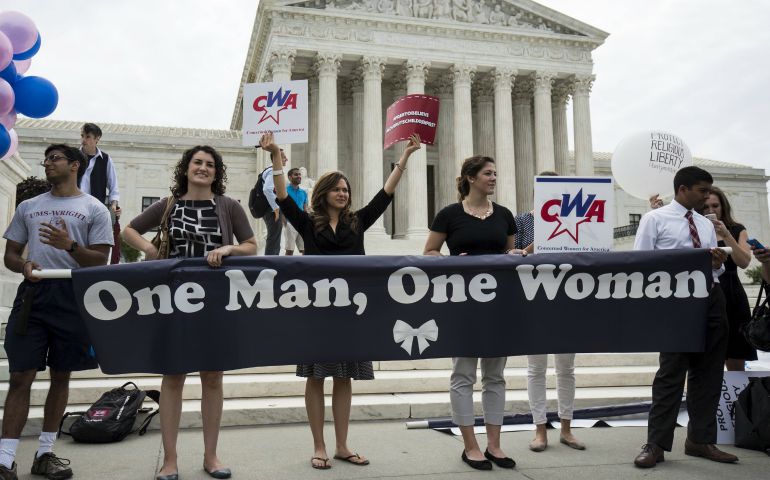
left=72, top=250, right=713, bottom=374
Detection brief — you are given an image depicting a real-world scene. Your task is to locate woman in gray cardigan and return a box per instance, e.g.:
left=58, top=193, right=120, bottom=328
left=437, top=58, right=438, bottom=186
left=123, top=145, right=256, bottom=480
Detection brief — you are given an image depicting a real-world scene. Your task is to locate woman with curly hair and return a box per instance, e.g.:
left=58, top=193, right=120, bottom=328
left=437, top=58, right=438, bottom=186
left=122, top=145, right=256, bottom=480
left=259, top=131, right=420, bottom=470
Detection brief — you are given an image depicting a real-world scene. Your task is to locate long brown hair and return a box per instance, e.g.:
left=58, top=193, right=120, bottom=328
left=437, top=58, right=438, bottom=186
left=310, top=171, right=358, bottom=234
left=456, top=155, right=495, bottom=201
left=708, top=186, right=739, bottom=228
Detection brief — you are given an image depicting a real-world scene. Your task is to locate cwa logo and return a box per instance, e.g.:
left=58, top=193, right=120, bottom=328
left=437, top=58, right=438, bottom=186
left=253, top=88, right=298, bottom=124
left=540, top=189, right=606, bottom=243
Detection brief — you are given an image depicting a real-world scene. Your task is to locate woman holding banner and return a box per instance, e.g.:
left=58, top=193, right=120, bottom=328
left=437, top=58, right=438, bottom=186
left=423, top=155, right=524, bottom=471
left=259, top=131, right=421, bottom=470
left=512, top=171, right=585, bottom=453
left=123, top=146, right=256, bottom=480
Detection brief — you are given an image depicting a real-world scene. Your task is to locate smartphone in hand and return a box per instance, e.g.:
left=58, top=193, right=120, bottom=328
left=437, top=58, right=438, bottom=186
left=748, top=238, right=766, bottom=250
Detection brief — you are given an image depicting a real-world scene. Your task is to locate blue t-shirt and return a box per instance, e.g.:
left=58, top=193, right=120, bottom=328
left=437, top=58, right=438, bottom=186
left=286, top=184, right=308, bottom=211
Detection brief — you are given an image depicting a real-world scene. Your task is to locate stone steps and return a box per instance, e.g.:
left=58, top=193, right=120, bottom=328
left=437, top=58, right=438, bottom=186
left=0, top=364, right=659, bottom=406
left=19, top=385, right=653, bottom=436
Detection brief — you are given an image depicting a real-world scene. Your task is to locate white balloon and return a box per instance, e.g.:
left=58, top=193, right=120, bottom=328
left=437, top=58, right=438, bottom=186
left=611, top=131, right=693, bottom=200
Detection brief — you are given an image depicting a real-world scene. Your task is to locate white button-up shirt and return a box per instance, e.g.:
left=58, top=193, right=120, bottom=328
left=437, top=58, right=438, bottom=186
left=79, top=147, right=120, bottom=203
left=634, top=199, right=723, bottom=282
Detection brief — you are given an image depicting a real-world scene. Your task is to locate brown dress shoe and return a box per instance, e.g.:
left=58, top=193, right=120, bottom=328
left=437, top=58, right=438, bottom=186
left=684, top=439, right=738, bottom=463
left=634, top=443, right=664, bottom=468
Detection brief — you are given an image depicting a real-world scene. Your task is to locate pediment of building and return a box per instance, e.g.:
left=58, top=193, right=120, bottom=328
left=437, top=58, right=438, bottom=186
left=276, top=0, right=605, bottom=38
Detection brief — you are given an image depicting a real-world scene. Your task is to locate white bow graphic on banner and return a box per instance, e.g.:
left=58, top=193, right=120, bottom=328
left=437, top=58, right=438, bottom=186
left=392, top=319, right=439, bottom=355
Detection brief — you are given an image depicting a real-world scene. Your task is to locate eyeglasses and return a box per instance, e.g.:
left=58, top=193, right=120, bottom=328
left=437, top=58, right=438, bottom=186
left=40, top=153, right=69, bottom=166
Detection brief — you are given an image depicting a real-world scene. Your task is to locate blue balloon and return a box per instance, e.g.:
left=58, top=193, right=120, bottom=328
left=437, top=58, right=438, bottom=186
left=0, top=62, right=16, bottom=84
left=13, top=76, right=58, bottom=118
left=13, top=34, right=40, bottom=61
left=0, top=125, right=10, bottom=158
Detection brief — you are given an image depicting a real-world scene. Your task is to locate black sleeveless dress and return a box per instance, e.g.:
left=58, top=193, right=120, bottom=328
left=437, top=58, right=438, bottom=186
left=718, top=224, right=758, bottom=361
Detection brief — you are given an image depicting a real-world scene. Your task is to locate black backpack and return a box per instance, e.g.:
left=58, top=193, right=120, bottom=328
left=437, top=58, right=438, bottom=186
left=744, top=281, right=770, bottom=352
left=734, top=376, right=770, bottom=455
left=248, top=167, right=272, bottom=219
left=58, top=382, right=160, bottom=443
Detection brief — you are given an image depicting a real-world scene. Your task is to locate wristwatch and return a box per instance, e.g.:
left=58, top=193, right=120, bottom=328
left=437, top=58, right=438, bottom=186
left=66, top=241, right=78, bottom=253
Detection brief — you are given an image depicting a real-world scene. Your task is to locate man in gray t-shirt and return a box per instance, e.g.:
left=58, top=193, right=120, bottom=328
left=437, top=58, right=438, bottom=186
left=1, top=144, right=113, bottom=479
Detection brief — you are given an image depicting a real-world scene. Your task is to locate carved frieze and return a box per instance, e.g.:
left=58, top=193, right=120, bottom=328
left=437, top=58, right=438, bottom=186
left=296, top=0, right=581, bottom=35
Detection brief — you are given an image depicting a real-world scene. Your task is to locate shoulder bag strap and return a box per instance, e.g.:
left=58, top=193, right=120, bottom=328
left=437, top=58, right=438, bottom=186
left=754, top=280, right=767, bottom=312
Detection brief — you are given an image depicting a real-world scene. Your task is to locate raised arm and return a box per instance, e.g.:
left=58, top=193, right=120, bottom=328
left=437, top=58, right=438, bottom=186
left=383, top=134, right=421, bottom=195
left=260, top=132, right=288, bottom=201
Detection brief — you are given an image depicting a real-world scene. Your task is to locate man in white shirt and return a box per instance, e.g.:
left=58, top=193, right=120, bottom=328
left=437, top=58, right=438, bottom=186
left=261, top=149, right=288, bottom=255
left=633, top=166, right=737, bottom=468
left=80, top=123, right=121, bottom=264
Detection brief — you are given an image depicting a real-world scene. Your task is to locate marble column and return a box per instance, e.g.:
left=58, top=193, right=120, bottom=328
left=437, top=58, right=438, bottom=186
left=269, top=49, right=296, bottom=170
left=314, top=52, right=341, bottom=175
left=339, top=78, right=354, bottom=178
left=452, top=64, right=476, bottom=174
left=532, top=71, right=556, bottom=174
left=391, top=75, right=408, bottom=238
left=307, top=73, right=319, bottom=179
left=361, top=56, right=387, bottom=235
left=405, top=59, right=431, bottom=239
left=551, top=81, right=571, bottom=175
left=573, top=74, right=595, bottom=176
left=493, top=67, right=516, bottom=210
left=474, top=77, right=495, bottom=158
left=436, top=74, right=456, bottom=209
left=350, top=75, right=364, bottom=209
left=513, top=79, right=535, bottom=212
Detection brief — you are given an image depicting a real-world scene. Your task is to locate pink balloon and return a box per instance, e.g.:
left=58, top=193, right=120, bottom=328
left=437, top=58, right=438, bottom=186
left=1, top=128, right=17, bottom=160
left=14, top=58, right=30, bottom=74
left=0, top=78, right=15, bottom=115
left=0, top=11, right=38, bottom=54
left=0, top=110, right=16, bottom=130
left=0, top=31, right=12, bottom=71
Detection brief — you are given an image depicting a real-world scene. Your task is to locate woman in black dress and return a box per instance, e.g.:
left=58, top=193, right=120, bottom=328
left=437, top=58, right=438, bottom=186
left=702, top=186, right=756, bottom=370
left=423, top=155, right=525, bottom=471
left=260, top=131, right=421, bottom=469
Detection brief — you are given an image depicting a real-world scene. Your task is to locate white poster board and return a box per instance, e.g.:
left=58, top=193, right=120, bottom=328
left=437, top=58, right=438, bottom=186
left=533, top=177, right=614, bottom=254
left=716, top=371, right=768, bottom=444
left=242, top=80, right=308, bottom=146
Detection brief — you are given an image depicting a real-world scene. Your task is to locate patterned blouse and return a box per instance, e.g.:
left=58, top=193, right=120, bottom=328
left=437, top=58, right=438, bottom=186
left=513, top=211, right=534, bottom=250
left=168, top=199, right=223, bottom=258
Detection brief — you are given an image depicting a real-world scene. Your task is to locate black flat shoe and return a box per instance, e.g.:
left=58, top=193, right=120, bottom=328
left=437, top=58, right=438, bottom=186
left=484, top=449, right=516, bottom=468
left=461, top=451, right=492, bottom=471
left=156, top=474, right=178, bottom=480
left=204, top=466, right=232, bottom=479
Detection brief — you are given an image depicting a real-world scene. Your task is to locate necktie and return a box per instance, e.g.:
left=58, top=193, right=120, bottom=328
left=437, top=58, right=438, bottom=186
left=685, top=211, right=701, bottom=248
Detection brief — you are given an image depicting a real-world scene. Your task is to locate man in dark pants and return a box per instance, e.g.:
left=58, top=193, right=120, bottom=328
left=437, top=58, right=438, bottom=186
left=261, top=148, right=288, bottom=255
left=632, top=166, right=738, bottom=467
left=0, top=145, right=113, bottom=480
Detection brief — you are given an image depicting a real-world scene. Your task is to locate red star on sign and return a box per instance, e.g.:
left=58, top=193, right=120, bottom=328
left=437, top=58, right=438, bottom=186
left=547, top=215, right=592, bottom=243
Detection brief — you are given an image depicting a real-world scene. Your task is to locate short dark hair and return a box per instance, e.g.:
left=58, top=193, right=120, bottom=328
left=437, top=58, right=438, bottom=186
left=81, top=123, right=102, bottom=138
left=673, top=166, right=712, bottom=193
left=538, top=171, right=558, bottom=176
left=44, top=144, right=87, bottom=183
left=287, top=167, right=300, bottom=176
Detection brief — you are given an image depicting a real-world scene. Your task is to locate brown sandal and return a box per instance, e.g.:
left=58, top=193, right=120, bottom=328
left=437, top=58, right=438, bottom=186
left=311, top=457, right=331, bottom=470
left=333, top=453, right=370, bottom=466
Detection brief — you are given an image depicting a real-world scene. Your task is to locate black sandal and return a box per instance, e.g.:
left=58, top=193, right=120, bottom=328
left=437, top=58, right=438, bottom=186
left=484, top=449, right=516, bottom=468
left=311, top=457, right=331, bottom=470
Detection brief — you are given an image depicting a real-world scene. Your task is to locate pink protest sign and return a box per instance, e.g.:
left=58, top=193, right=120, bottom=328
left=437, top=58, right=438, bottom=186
left=384, top=94, right=440, bottom=150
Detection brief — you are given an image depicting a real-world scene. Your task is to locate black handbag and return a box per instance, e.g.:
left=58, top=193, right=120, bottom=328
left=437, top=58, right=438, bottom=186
left=733, top=376, right=770, bottom=455
left=743, top=281, right=770, bottom=352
